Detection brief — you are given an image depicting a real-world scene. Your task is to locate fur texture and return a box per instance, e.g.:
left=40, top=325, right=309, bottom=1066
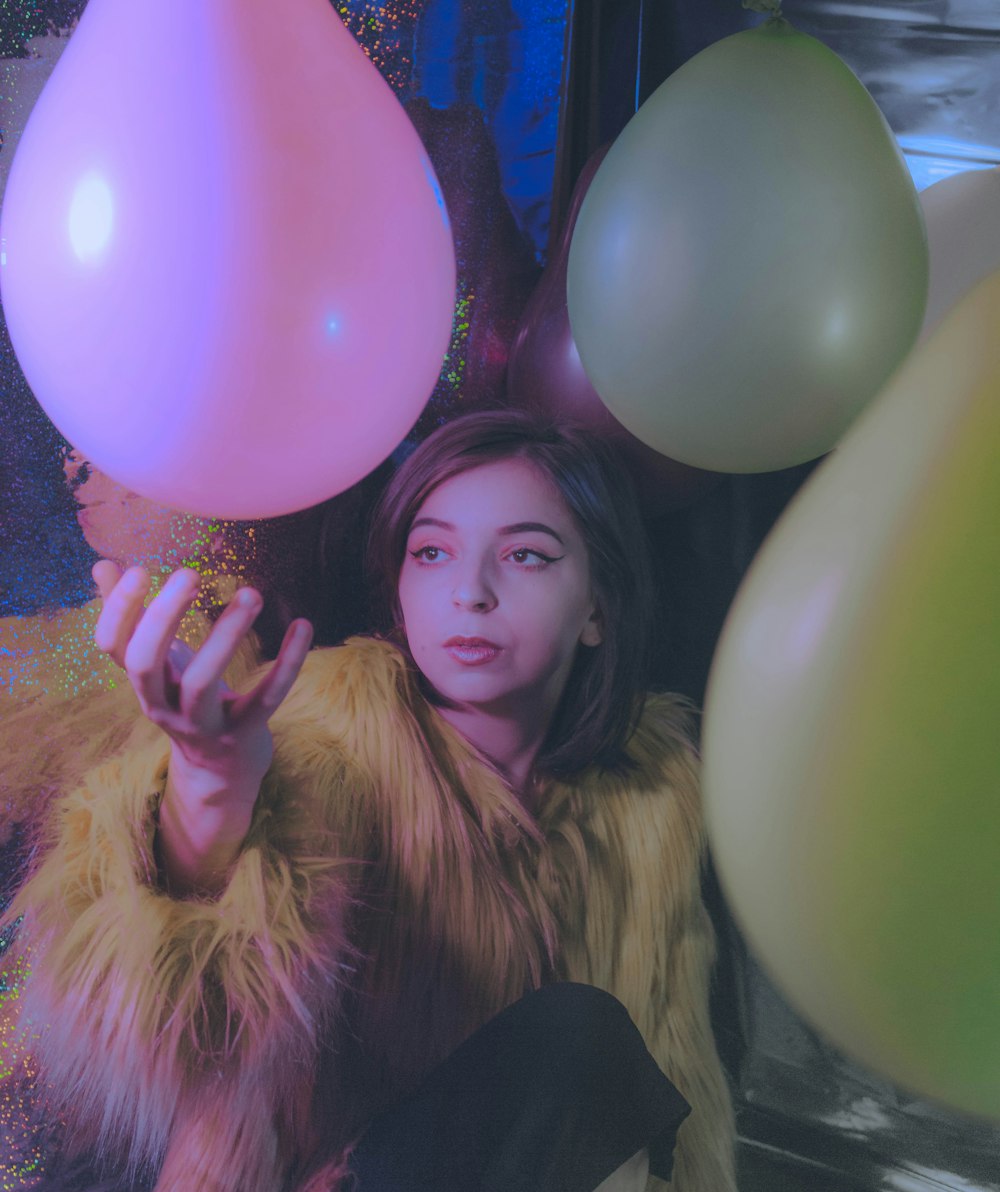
left=2, top=634, right=735, bottom=1192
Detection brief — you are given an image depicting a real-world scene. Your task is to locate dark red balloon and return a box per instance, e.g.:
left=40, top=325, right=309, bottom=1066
left=506, top=145, right=723, bottom=516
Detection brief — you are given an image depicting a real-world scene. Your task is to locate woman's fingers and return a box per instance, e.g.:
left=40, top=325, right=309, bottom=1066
left=233, top=618, right=314, bottom=727
left=92, top=559, right=122, bottom=599
left=93, top=564, right=151, bottom=667
left=123, top=568, right=202, bottom=717
left=178, top=587, right=264, bottom=727
left=93, top=557, right=311, bottom=751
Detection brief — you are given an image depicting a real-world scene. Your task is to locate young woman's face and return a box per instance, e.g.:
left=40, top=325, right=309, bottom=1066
left=398, top=457, right=602, bottom=721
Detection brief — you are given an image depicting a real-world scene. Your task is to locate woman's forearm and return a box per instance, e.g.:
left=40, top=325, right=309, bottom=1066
left=157, top=746, right=262, bottom=897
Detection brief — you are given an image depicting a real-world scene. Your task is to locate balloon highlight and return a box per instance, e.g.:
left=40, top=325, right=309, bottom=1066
left=0, top=0, right=456, bottom=519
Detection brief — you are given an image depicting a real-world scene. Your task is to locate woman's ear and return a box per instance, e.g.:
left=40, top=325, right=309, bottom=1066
left=580, top=606, right=603, bottom=648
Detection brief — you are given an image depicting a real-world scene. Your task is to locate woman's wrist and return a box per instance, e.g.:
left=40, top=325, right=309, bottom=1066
left=166, top=738, right=270, bottom=805
left=158, top=747, right=265, bottom=896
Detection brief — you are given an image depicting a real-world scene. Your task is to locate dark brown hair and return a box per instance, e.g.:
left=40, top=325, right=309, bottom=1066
left=365, top=408, right=656, bottom=780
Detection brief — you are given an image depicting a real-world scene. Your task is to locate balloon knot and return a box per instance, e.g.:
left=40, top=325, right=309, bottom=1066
left=742, top=0, right=784, bottom=19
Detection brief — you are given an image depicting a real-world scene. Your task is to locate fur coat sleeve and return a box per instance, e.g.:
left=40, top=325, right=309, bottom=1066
left=3, top=634, right=735, bottom=1192
left=0, top=616, right=351, bottom=1192
left=539, top=694, right=737, bottom=1192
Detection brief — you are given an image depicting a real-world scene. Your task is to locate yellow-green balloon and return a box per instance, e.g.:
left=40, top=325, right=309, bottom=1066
left=702, top=269, right=1000, bottom=1119
left=567, top=18, right=928, bottom=473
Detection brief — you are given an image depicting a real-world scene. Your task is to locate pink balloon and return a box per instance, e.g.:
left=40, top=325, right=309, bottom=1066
left=507, top=146, right=722, bottom=516
left=0, top=0, right=455, bottom=518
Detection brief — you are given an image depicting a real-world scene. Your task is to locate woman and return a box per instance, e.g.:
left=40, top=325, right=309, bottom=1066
left=2, top=410, right=736, bottom=1191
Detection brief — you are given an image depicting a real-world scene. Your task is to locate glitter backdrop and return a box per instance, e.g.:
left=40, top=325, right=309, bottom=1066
left=0, top=3, right=568, bottom=1184
left=0, top=0, right=567, bottom=618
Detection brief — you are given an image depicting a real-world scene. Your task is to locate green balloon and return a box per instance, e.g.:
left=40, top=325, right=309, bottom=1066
left=567, top=19, right=928, bottom=473
left=702, top=269, right=1000, bottom=1119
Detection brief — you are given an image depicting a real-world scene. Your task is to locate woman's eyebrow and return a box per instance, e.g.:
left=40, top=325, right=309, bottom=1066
left=409, top=516, right=455, bottom=534
left=499, top=521, right=565, bottom=545
left=409, top=516, right=565, bottom=545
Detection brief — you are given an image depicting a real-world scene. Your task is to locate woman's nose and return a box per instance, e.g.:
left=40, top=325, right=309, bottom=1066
left=451, top=562, right=497, bottom=611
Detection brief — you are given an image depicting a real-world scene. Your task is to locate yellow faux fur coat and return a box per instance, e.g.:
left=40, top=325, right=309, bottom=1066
left=2, top=633, right=735, bottom=1192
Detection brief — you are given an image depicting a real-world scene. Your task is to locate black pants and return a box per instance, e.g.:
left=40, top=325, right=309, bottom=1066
left=347, top=983, right=690, bottom=1192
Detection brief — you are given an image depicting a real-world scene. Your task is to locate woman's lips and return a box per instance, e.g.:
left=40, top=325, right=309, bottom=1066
left=444, top=639, right=503, bottom=665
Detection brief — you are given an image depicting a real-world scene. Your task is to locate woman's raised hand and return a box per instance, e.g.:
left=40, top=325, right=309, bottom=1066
left=92, top=561, right=314, bottom=892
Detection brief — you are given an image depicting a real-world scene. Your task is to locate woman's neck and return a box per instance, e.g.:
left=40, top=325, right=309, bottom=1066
left=435, top=703, right=547, bottom=809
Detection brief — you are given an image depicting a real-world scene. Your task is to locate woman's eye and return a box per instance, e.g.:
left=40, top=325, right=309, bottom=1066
left=508, top=548, right=555, bottom=566
left=409, top=545, right=444, bottom=563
